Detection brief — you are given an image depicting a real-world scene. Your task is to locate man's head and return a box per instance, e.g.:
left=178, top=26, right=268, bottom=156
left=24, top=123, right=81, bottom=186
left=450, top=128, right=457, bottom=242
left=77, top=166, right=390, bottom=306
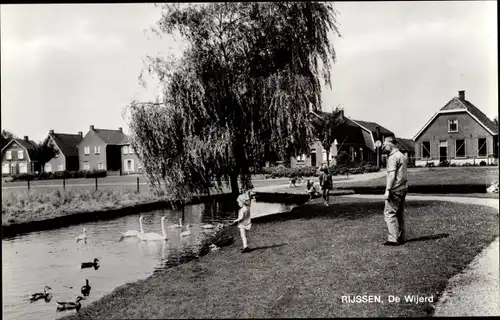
left=382, top=136, right=398, bottom=154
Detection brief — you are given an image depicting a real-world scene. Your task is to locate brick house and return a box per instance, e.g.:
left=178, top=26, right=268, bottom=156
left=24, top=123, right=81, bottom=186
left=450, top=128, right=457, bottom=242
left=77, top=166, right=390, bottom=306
left=413, top=90, right=498, bottom=166
left=78, top=125, right=126, bottom=172
left=289, top=111, right=394, bottom=168
left=44, top=130, right=83, bottom=172
left=394, top=137, right=416, bottom=166
left=118, top=136, right=142, bottom=174
left=1, top=136, right=39, bottom=176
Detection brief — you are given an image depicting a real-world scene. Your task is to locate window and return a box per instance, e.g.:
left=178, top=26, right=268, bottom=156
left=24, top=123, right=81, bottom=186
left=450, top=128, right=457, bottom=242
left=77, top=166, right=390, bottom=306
left=6, top=151, right=12, bottom=160
left=2, top=163, right=9, bottom=173
left=455, top=139, right=465, bottom=158
left=84, top=146, right=90, bottom=155
left=129, top=146, right=135, bottom=155
left=124, top=159, right=133, bottom=171
left=123, top=146, right=129, bottom=155
left=83, top=162, right=90, bottom=170
left=17, top=150, right=24, bottom=159
left=127, top=160, right=133, bottom=171
left=422, top=141, right=431, bottom=158
left=478, top=138, right=487, bottom=157
left=297, top=154, right=305, bottom=162
left=98, top=163, right=104, bottom=170
left=45, top=163, right=52, bottom=173
left=57, top=164, right=63, bottom=171
left=448, top=119, right=458, bottom=132
left=19, top=163, right=27, bottom=174
left=94, top=145, right=100, bottom=155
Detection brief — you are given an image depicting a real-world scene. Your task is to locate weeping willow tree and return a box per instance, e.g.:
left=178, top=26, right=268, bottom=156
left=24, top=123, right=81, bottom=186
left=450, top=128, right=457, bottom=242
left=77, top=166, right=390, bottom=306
left=128, top=2, right=340, bottom=202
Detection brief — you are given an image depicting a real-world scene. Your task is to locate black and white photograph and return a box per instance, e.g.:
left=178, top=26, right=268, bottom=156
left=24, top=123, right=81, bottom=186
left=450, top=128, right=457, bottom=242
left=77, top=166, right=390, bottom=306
left=1, top=2, right=498, bottom=319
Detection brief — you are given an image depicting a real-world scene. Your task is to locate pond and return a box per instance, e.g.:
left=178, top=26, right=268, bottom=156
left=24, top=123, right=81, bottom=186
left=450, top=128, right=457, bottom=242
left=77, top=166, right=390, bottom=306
left=2, top=199, right=299, bottom=320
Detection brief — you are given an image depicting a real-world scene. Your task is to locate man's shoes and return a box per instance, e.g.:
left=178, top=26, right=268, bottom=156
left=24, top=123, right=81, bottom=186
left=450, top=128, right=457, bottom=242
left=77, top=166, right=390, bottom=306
left=241, top=247, right=251, bottom=253
left=383, top=241, right=403, bottom=246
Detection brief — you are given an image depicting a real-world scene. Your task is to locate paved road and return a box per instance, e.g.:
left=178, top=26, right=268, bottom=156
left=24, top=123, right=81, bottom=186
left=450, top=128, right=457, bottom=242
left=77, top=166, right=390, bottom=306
left=343, top=194, right=499, bottom=317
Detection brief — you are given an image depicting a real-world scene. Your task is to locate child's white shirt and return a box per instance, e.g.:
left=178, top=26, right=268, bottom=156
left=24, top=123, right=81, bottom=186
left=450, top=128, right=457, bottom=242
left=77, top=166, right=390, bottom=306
left=238, top=206, right=251, bottom=230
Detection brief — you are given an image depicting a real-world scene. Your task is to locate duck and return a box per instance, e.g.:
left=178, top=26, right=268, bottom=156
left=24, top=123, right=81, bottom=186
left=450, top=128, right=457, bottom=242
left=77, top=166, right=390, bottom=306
left=180, top=224, right=192, bottom=237
left=168, top=218, right=183, bottom=229
left=56, top=296, right=84, bottom=312
left=29, top=285, right=52, bottom=302
left=137, top=216, right=168, bottom=241
left=81, top=258, right=99, bottom=269
left=81, top=279, right=91, bottom=296
left=119, top=216, right=143, bottom=241
left=76, top=228, right=87, bottom=243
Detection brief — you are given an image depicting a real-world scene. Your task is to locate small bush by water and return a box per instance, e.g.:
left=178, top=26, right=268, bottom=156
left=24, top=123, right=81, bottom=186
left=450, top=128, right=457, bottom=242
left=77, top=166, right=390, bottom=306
left=2, top=189, right=157, bottom=226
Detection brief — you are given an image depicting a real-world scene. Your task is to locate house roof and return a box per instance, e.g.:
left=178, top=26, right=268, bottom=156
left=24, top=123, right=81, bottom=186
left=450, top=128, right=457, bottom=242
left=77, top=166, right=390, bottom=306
left=49, top=133, right=83, bottom=157
left=313, top=111, right=396, bottom=152
left=92, top=128, right=127, bottom=145
left=395, top=137, right=415, bottom=153
left=414, top=96, right=498, bottom=140
left=1, top=138, right=38, bottom=161
left=117, top=135, right=130, bottom=146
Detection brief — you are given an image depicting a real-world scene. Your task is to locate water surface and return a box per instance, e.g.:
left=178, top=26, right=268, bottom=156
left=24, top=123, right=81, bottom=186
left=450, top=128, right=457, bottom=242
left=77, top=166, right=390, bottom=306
left=2, top=199, right=298, bottom=320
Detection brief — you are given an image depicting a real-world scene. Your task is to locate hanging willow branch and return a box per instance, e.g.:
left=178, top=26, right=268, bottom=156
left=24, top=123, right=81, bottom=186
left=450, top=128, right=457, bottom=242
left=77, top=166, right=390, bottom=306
left=129, top=2, right=340, bottom=200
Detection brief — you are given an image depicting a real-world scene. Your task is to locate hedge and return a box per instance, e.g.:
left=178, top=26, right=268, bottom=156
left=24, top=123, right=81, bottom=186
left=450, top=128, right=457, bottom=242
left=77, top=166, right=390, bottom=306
left=11, top=169, right=107, bottom=182
left=262, top=163, right=380, bottom=179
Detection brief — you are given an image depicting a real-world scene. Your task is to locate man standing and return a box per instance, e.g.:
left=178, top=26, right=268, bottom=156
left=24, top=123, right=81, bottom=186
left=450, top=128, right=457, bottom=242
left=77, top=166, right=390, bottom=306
left=381, top=137, right=408, bottom=246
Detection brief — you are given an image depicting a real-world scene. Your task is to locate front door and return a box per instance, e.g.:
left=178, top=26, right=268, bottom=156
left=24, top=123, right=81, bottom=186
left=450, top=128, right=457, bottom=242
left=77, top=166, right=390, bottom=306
left=311, top=153, right=316, bottom=167
left=439, top=141, right=448, bottom=162
left=11, top=163, right=17, bottom=176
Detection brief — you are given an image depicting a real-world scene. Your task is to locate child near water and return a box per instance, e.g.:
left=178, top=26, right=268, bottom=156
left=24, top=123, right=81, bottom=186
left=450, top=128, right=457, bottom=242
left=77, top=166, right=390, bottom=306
left=232, top=191, right=253, bottom=253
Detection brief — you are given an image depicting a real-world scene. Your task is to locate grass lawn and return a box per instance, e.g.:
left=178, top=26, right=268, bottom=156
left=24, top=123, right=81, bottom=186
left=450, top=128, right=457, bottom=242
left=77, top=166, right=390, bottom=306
left=59, top=196, right=498, bottom=319
left=335, top=166, right=498, bottom=189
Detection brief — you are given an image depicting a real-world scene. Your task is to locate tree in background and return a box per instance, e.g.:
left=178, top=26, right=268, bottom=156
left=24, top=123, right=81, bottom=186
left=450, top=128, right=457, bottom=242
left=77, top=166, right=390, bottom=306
left=128, top=2, right=340, bottom=202
left=1, top=130, right=16, bottom=150
left=32, top=138, right=59, bottom=173
left=310, top=108, right=345, bottom=167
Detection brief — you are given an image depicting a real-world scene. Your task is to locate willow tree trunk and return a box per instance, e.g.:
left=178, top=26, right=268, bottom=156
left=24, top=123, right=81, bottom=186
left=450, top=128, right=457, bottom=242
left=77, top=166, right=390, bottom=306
left=230, top=172, right=239, bottom=198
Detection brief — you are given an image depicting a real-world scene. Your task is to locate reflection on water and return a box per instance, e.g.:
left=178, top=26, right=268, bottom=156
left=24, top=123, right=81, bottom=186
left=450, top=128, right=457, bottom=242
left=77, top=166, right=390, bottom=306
left=2, top=199, right=298, bottom=320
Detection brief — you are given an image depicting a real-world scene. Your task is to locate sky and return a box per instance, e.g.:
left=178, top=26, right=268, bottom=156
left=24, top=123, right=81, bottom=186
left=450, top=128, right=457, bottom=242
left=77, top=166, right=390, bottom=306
left=1, top=2, right=497, bottom=143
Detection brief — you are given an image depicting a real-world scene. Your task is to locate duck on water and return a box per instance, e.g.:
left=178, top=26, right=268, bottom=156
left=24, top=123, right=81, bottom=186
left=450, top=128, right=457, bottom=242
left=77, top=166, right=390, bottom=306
left=56, top=296, right=83, bottom=312
left=81, top=258, right=99, bottom=269
left=29, top=286, right=52, bottom=303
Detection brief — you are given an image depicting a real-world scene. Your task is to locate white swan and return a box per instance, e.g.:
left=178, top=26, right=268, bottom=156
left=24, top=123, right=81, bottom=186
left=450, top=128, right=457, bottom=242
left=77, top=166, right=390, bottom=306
left=119, top=216, right=143, bottom=241
left=168, top=218, right=183, bottom=229
left=201, top=223, right=215, bottom=229
left=137, top=216, right=167, bottom=241
left=76, top=228, right=87, bottom=243
left=180, top=224, right=191, bottom=237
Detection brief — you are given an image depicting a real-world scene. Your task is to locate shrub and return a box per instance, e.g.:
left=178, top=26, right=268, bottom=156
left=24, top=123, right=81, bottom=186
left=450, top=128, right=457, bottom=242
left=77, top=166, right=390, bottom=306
left=335, top=153, right=350, bottom=167
left=439, top=160, right=450, bottom=167
left=479, top=161, right=487, bottom=166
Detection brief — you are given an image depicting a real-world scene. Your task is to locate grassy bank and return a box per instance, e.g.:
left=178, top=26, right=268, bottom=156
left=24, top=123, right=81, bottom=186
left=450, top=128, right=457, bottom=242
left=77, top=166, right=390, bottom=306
left=59, top=196, right=498, bottom=318
left=335, top=166, right=498, bottom=189
left=1, top=189, right=158, bottom=226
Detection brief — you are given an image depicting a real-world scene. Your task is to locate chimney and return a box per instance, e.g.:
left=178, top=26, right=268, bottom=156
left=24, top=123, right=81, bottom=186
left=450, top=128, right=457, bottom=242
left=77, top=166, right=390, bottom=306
left=78, top=131, right=83, bottom=137
left=49, top=129, right=54, bottom=135
left=90, top=125, right=94, bottom=131
left=24, top=136, right=29, bottom=141
left=118, top=127, right=122, bottom=132
left=458, top=90, right=465, bottom=100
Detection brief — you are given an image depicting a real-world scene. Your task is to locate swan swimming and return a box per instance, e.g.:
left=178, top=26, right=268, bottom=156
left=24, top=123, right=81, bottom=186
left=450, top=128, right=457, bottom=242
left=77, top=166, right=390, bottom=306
left=180, top=224, right=191, bottom=237
left=119, top=216, right=144, bottom=241
left=168, top=218, right=183, bottom=229
left=76, top=228, right=87, bottom=243
left=137, top=216, right=168, bottom=241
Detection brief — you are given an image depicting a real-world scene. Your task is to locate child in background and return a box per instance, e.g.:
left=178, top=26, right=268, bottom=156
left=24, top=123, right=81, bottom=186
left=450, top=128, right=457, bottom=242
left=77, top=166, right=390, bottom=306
left=232, top=191, right=253, bottom=253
